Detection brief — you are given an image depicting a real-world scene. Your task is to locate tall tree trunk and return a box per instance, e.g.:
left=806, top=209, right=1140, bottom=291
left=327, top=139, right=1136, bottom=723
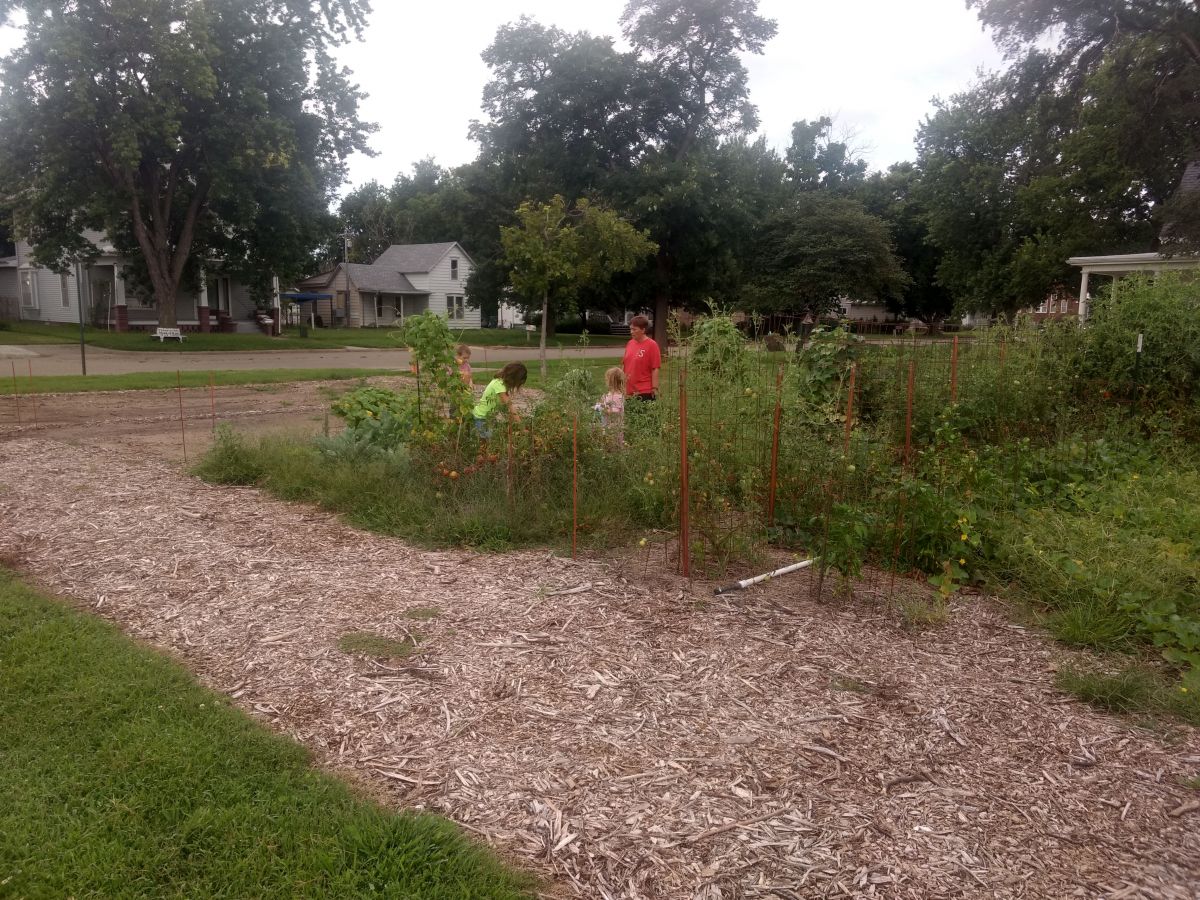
left=539, top=287, right=550, bottom=381
left=652, top=249, right=672, bottom=354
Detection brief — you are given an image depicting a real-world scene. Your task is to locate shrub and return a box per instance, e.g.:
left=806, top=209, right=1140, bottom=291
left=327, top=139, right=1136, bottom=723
left=1084, top=273, right=1200, bottom=401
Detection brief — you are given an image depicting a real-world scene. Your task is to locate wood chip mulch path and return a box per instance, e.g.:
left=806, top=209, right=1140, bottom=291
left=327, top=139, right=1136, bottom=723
left=1, top=438, right=1197, bottom=899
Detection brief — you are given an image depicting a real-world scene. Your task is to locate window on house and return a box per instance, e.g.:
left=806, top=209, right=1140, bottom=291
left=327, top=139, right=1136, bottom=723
left=450, top=259, right=459, bottom=280
left=19, top=270, right=37, bottom=309
left=448, top=294, right=465, bottom=319
left=61, top=273, right=71, bottom=308
left=375, top=294, right=385, bottom=318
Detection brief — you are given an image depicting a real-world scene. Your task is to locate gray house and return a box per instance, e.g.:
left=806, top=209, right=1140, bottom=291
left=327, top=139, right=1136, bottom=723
left=0, top=232, right=261, bottom=332
left=297, top=242, right=478, bottom=329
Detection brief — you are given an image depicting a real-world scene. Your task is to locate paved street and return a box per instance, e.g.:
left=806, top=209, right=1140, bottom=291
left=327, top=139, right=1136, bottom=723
left=0, top=341, right=623, bottom=377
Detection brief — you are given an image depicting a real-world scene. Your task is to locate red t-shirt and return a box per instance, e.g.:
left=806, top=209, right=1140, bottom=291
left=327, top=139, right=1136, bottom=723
left=622, top=336, right=661, bottom=395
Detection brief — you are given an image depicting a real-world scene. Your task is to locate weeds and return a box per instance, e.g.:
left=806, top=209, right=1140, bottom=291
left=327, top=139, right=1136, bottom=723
left=1056, top=663, right=1200, bottom=727
left=337, top=631, right=418, bottom=659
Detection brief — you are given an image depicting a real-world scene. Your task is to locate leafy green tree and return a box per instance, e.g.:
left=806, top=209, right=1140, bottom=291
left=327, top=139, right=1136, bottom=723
left=620, top=0, right=777, bottom=346
left=0, top=0, right=374, bottom=325
left=968, top=1, right=1200, bottom=70
left=857, top=163, right=954, bottom=323
left=918, top=1, right=1200, bottom=316
left=786, top=117, right=867, bottom=193
left=500, top=196, right=656, bottom=377
left=741, top=192, right=908, bottom=317
left=620, top=0, right=777, bottom=160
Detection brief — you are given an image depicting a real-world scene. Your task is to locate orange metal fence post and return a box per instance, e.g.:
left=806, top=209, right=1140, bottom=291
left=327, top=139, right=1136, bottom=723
left=10, top=362, right=21, bottom=425
left=678, top=372, right=691, bottom=578
left=842, top=362, right=857, bottom=456
left=950, top=335, right=959, bottom=403
left=27, top=360, right=37, bottom=426
left=572, top=414, right=579, bottom=559
left=176, top=370, right=187, bottom=463
left=767, top=365, right=784, bottom=526
left=904, top=360, right=915, bottom=469
left=506, top=417, right=513, bottom=501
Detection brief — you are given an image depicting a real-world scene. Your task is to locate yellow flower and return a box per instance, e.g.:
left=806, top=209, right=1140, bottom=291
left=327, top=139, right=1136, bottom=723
left=1131, top=474, right=1140, bottom=480
left=1182, top=687, right=1190, bottom=693
left=961, top=533, right=968, bottom=541
left=959, top=558, right=966, bottom=565
left=639, top=538, right=647, bottom=547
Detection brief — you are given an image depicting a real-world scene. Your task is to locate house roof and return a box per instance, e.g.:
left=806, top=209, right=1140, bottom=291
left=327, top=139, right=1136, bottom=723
left=1177, top=160, right=1200, bottom=196
left=345, top=263, right=421, bottom=294
left=1067, top=251, right=1199, bottom=272
left=372, top=242, right=466, bottom=272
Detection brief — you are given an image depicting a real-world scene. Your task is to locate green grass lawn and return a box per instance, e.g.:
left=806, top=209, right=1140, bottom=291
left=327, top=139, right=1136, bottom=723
left=0, top=321, right=626, bottom=350
left=0, top=368, right=400, bottom=395
left=0, top=569, right=532, bottom=899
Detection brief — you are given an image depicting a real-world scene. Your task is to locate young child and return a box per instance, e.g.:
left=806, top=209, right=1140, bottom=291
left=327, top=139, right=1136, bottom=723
left=472, top=361, right=527, bottom=437
left=454, top=344, right=472, bottom=387
left=594, top=367, right=626, bottom=446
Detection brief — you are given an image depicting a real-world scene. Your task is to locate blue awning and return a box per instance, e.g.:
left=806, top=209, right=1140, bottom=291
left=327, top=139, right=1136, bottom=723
left=281, top=292, right=333, bottom=302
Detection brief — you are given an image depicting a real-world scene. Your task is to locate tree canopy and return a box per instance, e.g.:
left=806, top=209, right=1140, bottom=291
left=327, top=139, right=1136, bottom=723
left=500, top=196, right=656, bottom=377
left=0, top=0, right=374, bottom=324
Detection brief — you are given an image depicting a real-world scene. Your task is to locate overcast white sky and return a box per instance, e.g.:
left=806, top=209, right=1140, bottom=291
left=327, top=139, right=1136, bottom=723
left=334, top=0, right=1006, bottom=188
left=0, top=0, right=1006, bottom=191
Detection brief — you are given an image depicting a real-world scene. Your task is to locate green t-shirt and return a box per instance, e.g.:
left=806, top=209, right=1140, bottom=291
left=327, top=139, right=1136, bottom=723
left=472, top=378, right=507, bottom=419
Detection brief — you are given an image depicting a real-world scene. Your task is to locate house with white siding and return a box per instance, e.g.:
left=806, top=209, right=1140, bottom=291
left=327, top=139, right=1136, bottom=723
left=0, top=232, right=261, bottom=332
left=296, top=242, right=478, bottom=329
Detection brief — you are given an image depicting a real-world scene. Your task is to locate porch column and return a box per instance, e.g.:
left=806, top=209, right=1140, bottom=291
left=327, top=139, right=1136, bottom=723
left=113, top=262, right=128, bottom=332
left=271, top=275, right=281, bottom=336
left=196, top=267, right=211, bottom=332
left=1077, top=268, right=1090, bottom=323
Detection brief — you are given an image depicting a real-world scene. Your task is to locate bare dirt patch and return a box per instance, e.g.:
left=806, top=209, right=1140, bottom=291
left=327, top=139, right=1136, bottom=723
left=0, top=377, right=406, bottom=461
left=1, top=439, right=1197, bottom=899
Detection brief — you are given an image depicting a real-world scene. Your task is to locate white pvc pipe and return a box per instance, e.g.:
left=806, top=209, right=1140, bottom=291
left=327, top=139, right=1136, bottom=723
left=714, top=558, right=815, bottom=595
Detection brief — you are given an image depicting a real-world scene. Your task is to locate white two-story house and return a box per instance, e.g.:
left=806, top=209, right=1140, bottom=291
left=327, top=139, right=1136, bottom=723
left=0, top=232, right=260, bottom=332
left=296, top=242, right=478, bottom=328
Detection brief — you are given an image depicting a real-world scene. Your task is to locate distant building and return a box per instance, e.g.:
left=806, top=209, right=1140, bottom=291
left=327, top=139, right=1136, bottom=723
left=0, top=232, right=260, bottom=332
left=297, top=242, right=477, bottom=328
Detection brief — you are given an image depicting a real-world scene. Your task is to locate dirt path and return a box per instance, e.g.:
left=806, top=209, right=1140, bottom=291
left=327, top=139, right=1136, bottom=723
left=0, top=341, right=620, bottom=376
left=1, top=440, right=1197, bottom=899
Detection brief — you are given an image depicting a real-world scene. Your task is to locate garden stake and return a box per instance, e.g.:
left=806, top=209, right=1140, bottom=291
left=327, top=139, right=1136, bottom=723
left=10, top=362, right=21, bottom=425
left=27, top=360, right=37, bottom=426
left=950, top=335, right=959, bottom=402
left=506, top=417, right=513, bottom=501
left=176, top=370, right=187, bottom=463
left=414, top=361, right=422, bottom=428
left=843, top=362, right=857, bottom=456
left=678, top=371, right=691, bottom=579
left=767, top=365, right=783, bottom=526
left=572, top=414, right=578, bottom=558
left=904, top=360, right=915, bottom=469
left=209, top=371, right=216, bottom=432
left=715, top=558, right=815, bottom=595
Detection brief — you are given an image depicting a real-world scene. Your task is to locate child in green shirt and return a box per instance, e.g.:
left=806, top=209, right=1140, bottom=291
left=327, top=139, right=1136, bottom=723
left=472, top=362, right=527, bottom=437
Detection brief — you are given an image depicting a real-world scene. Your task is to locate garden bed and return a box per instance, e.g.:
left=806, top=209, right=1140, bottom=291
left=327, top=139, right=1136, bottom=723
left=1, top=438, right=1197, bottom=898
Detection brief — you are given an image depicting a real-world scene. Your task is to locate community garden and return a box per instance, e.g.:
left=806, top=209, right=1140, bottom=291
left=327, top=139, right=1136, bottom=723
left=197, top=274, right=1200, bottom=720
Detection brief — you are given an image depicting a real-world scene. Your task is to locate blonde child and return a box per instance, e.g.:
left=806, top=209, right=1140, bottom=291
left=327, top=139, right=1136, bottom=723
left=454, top=344, right=473, bottom=387
left=594, top=367, right=626, bottom=446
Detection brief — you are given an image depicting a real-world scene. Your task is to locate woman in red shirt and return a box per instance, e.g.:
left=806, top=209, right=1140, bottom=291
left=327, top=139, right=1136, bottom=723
left=622, top=314, right=661, bottom=401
